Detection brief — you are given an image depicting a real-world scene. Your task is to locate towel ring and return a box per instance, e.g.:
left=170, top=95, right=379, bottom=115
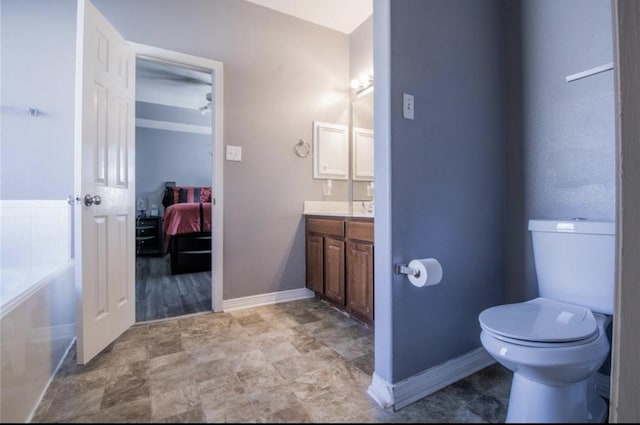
left=294, top=139, right=311, bottom=158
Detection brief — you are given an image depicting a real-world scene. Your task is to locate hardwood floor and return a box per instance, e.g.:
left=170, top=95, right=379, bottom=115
left=135, top=255, right=211, bottom=322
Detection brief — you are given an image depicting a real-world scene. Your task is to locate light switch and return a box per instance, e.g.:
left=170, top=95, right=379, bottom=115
left=403, top=93, right=414, bottom=120
left=226, top=145, right=242, bottom=162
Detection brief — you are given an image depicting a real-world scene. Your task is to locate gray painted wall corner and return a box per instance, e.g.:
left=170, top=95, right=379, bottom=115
left=387, top=0, right=506, bottom=382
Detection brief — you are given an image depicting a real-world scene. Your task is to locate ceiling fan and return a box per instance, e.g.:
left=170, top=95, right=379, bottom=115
left=137, top=59, right=212, bottom=86
left=198, top=92, right=212, bottom=114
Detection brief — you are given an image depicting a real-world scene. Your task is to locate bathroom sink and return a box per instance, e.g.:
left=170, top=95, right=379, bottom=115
left=352, top=201, right=374, bottom=217
left=352, top=211, right=374, bottom=217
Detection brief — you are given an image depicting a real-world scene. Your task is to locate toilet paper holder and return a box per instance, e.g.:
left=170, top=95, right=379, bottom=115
left=394, top=263, right=421, bottom=277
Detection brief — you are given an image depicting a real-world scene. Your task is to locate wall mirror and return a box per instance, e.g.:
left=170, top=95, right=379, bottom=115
left=313, top=121, right=349, bottom=180
left=351, top=91, right=374, bottom=201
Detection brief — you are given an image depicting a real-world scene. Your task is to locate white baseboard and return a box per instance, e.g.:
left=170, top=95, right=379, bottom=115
left=368, top=372, right=396, bottom=409
left=222, top=287, right=315, bottom=312
left=368, top=347, right=495, bottom=411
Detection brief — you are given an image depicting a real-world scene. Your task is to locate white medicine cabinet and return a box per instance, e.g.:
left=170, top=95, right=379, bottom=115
left=312, top=121, right=349, bottom=180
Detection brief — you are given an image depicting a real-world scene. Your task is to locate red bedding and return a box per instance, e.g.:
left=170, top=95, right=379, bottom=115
left=163, top=202, right=212, bottom=251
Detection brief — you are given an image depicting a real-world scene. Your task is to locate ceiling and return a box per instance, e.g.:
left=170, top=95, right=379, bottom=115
left=137, top=59, right=211, bottom=87
left=136, top=58, right=212, bottom=111
left=244, top=0, right=372, bottom=34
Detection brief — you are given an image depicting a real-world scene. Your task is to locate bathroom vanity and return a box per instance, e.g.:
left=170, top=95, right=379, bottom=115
left=303, top=88, right=375, bottom=324
left=304, top=213, right=374, bottom=325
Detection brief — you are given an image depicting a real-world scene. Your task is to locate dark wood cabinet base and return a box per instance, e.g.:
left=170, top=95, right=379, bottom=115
left=305, top=215, right=374, bottom=326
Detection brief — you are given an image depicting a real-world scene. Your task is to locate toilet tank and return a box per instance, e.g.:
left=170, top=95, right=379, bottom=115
left=529, top=219, right=615, bottom=315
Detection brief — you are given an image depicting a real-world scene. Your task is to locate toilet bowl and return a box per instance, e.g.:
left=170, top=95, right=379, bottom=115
left=480, top=298, right=610, bottom=422
left=479, top=219, right=615, bottom=423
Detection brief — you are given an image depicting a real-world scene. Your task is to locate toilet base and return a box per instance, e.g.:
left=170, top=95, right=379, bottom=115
left=506, top=373, right=607, bottom=423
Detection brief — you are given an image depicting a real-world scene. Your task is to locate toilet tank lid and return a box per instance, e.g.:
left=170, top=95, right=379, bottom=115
left=528, top=219, right=614, bottom=235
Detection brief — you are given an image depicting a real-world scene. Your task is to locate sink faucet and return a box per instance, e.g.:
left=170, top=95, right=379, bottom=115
left=362, top=201, right=374, bottom=213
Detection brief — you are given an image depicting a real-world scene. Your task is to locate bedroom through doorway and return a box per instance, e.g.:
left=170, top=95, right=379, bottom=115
left=134, top=57, right=214, bottom=323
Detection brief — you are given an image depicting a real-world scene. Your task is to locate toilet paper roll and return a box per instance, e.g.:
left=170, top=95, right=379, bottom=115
left=407, top=258, right=443, bottom=287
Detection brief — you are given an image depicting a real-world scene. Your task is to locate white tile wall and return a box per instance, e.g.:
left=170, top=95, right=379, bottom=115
left=0, top=200, right=71, bottom=268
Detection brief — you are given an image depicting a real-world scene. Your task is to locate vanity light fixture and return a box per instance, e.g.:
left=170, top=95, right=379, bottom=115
left=198, top=92, right=213, bottom=114
left=350, top=72, right=374, bottom=96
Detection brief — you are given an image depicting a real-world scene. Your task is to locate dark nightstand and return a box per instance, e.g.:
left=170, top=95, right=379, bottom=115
left=136, top=216, right=163, bottom=256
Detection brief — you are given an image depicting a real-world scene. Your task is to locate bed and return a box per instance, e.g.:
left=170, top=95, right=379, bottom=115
left=162, top=184, right=212, bottom=275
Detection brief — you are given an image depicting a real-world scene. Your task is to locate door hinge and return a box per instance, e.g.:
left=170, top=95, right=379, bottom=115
left=67, top=195, right=81, bottom=206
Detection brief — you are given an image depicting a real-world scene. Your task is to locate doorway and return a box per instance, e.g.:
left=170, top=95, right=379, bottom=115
left=131, top=43, right=225, bottom=321
left=134, top=57, right=213, bottom=322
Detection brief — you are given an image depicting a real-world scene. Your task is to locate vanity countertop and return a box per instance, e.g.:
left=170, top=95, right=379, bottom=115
left=304, top=211, right=352, bottom=217
left=303, top=211, right=374, bottom=218
left=302, top=201, right=374, bottom=218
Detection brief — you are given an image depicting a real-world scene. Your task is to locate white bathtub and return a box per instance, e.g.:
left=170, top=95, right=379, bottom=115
left=0, top=260, right=76, bottom=422
left=1, top=262, right=73, bottom=317
left=0, top=200, right=76, bottom=422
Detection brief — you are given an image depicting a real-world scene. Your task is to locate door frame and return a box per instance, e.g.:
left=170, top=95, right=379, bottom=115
left=130, top=42, right=224, bottom=313
left=610, top=0, right=640, bottom=421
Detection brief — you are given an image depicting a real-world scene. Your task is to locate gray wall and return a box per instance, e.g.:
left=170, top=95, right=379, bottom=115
left=505, top=0, right=615, bottom=303
left=135, top=127, right=212, bottom=213
left=135, top=100, right=213, bottom=211
left=376, top=0, right=506, bottom=383
left=376, top=0, right=614, bottom=386
left=350, top=16, right=374, bottom=96
left=92, top=0, right=350, bottom=300
left=0, top=0, right=76, bottom=200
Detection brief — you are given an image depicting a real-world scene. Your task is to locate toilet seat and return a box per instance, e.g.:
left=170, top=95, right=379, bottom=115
left=479, top=297, right=598, bottom=347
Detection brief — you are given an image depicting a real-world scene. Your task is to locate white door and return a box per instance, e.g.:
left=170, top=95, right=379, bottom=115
left=74, top=0, right=135, bottom=364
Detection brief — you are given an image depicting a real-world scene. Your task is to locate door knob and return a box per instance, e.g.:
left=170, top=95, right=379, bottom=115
left=84, top=194, right=102, bottom=207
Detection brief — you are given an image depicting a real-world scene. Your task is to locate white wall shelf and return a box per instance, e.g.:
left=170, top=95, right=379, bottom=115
left=566, top=62, right=614, bottom=82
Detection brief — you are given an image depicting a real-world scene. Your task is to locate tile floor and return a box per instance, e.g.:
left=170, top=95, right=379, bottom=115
left=32, top=297, right=512, bottom=423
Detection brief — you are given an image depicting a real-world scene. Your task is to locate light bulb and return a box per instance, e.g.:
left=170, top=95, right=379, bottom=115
left=350, top=78, right=360, bottom=89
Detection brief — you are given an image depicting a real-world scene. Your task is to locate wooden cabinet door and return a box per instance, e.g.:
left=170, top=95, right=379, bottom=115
left=306, top=234, right=324, bottom=293
left=324, top=237, right=345, bottom=305
left=346, top=241, right=374, bottom=322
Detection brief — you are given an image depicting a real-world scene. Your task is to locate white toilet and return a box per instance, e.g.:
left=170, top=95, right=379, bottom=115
left=479, top=219, right=614, bottom=423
